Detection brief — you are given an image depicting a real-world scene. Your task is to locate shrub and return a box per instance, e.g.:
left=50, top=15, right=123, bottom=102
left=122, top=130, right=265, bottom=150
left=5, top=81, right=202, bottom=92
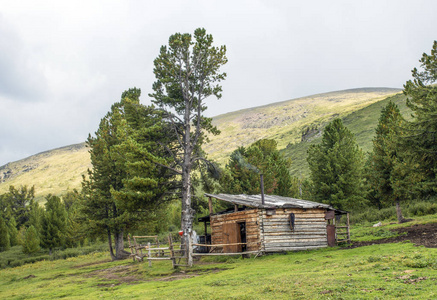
left=405, top=201, right=437, bottom=217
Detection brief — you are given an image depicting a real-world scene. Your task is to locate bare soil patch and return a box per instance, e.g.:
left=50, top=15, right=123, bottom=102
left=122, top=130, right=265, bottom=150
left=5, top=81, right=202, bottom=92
left=72, top=259, right=111, bottom=269
left=78, top=261, right=224, bottom=286
left=350, top=222, right=437, bottom=248
left=85, top=265, right=143, bottom=286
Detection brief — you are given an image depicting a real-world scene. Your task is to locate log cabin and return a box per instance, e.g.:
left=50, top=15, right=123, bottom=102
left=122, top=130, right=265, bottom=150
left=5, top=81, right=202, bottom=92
left=198, top=193, right=349, bottom=254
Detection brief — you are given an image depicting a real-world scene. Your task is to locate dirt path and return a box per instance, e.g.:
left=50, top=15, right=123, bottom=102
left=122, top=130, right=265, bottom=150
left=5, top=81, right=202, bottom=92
left=350, top=222, right=437, bottom=248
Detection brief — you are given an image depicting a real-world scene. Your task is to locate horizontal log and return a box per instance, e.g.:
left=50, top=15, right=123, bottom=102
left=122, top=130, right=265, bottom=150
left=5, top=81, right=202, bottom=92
left=193, top=243, right=246, bottom=247
left=264, top=238, right=327, bottom=244
left=264, top=245, right=326, bottom=252
left=211, top=223, right=258, bottom=229
left=219, top=212, right=259, bottom=218
left=147, top=247, right=170, bottom=251
left=263, top=227, right=326, bottom=233
left=146, top=257, right=173, bottom=261
left=262, top=222, right=326, bottom=227
left=264, top=235, right=327, bottom=240
left=263, top=213, right=325, bottom=219
left=192, top=250, right=261, bottom=256
left=263, top=223, right=327, bottom=227
left=263, top=209, right=322, bottom=214
left=264, top=241, right=327, bottom=247
left=212, top=217, right=259, bottom=223
left=262, top=230, right=326, bottom=235
left=262, top=218, right=326, bottom=223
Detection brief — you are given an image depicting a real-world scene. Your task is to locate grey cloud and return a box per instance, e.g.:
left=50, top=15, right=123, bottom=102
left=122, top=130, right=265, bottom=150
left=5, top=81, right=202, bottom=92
left=0, top=16, right=48, bottom=101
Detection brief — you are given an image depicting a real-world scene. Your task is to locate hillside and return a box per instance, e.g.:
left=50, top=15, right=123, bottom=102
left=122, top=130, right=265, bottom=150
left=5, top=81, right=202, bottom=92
left=204, top=87, right=401, bottom=164
left=0, top=143, right=90, bottom=199
left=283, top=92, right=410, bottom=177
left=0, top=87, right=402, bottom=199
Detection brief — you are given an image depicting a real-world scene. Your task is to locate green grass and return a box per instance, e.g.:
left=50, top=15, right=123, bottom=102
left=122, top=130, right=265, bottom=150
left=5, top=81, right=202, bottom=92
left=0, top=242, right=109, bottom=270
left=1, top=215, right=436, bottom=299
left=282, top=92, right=410, bottom=177
left=1, top=243, right=435, bottom=299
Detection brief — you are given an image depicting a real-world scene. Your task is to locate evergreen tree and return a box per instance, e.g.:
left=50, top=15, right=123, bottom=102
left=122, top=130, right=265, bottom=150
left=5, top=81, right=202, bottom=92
left=41, top=195, right=67, bottom=254
left=149, top=28, right=227, bottom=266
left=366, top=101, right=404, bottom=209
left=82, top=88, right=175, bottom=260
left=63, top=192, right=83, bottom=248
left=403, top=40, right=437, bottom=197
left=16, top=226, right=26, bottom=247
left=23, top=225, right=40, bottom=254
left=307, top=119, right=365, bottom=211
left=365, top=101, right=414, bottom=222
left=0, top=215, right=10, bottom=251
left=222, top=139, right=293, bottom=196
left=7, top=216, right=18, bottom=246
left=4, top=185, right=35, bottom=228
left=28, top=201, right=44, bottom=239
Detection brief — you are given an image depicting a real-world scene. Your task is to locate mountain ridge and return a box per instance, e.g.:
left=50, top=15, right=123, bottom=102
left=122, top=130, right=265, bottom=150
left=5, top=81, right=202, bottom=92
left=0, top=87, right=403, bottom=199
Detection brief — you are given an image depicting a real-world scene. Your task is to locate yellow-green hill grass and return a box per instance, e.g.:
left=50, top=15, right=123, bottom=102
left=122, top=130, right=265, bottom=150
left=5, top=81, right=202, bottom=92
left=205, top=87, right=401, bottom=165
left=0, top=143, right=91, bottom=201
left=0, top=88, right=401, bottom=199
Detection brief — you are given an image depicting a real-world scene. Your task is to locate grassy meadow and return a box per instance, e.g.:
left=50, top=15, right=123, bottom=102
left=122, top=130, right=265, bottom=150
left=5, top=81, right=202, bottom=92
left=1, top=215, right=436, bottom=300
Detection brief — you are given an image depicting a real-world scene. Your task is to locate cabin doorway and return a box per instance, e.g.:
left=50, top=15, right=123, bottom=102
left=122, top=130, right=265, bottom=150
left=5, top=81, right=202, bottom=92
left=222, top=222, right=246, bottom=253
left=239, top=222, right=247, bottom=252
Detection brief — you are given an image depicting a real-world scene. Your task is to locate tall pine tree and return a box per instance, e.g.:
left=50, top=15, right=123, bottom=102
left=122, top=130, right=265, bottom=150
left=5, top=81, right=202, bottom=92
left=403, top=40, right=437, bottom=197
left=150, top=28, right=227, bottom=266
left=82, top=88, right=175, bottom=260
left=307, top=119, right=365, bottom=211
left=366, top=101, right=413, bottom=222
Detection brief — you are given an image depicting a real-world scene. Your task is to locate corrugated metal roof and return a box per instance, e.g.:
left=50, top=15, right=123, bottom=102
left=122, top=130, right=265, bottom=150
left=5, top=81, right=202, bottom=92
left=205, top=193, right=338, bottom=210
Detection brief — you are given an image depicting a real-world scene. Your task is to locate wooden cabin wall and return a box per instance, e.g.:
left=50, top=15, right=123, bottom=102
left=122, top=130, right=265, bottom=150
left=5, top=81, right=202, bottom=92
left=210, top=209, right=261, bottom=252
left=260, top=208, right=327, bottom=252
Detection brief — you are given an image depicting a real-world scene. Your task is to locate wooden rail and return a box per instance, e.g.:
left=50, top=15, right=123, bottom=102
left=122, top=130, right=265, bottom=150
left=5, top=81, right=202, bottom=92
left=128, top=235, right=262, bottom=268
left=193, top=250, right=261, bottom=257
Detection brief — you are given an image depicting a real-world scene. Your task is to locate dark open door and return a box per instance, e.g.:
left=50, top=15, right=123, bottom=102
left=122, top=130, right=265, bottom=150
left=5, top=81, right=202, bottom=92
left=223, top=222, right=241, bottom=253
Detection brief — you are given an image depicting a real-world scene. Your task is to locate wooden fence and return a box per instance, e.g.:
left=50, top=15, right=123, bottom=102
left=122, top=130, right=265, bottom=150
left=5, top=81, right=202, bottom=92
left=127, top=234, right=187, bottom=268
left=128, top=235, right=262, bottom=268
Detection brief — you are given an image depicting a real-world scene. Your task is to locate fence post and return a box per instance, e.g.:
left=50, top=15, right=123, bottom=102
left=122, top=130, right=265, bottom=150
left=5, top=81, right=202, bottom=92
left=168, top=234, right=176, bottom=268
left=148, top=242, right=152, bottom=267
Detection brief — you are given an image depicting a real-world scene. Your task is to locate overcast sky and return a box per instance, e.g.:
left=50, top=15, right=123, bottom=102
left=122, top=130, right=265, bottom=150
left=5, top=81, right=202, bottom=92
left=0, top=0, right=436, bottom=166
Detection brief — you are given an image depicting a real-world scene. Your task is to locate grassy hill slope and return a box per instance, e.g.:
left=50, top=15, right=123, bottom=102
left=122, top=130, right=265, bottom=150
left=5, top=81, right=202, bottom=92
left=283, top=92, right=410, bottom=177
left=0, top=87, right=402, bottom=199
left=204, top=87, right=401, bottom=165
left=0, top=143, right=90, bottom=199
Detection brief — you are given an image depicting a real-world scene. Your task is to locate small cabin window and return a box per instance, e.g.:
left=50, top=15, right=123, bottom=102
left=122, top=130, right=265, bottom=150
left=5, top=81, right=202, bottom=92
left=289, top=213, right=295, bottom=231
